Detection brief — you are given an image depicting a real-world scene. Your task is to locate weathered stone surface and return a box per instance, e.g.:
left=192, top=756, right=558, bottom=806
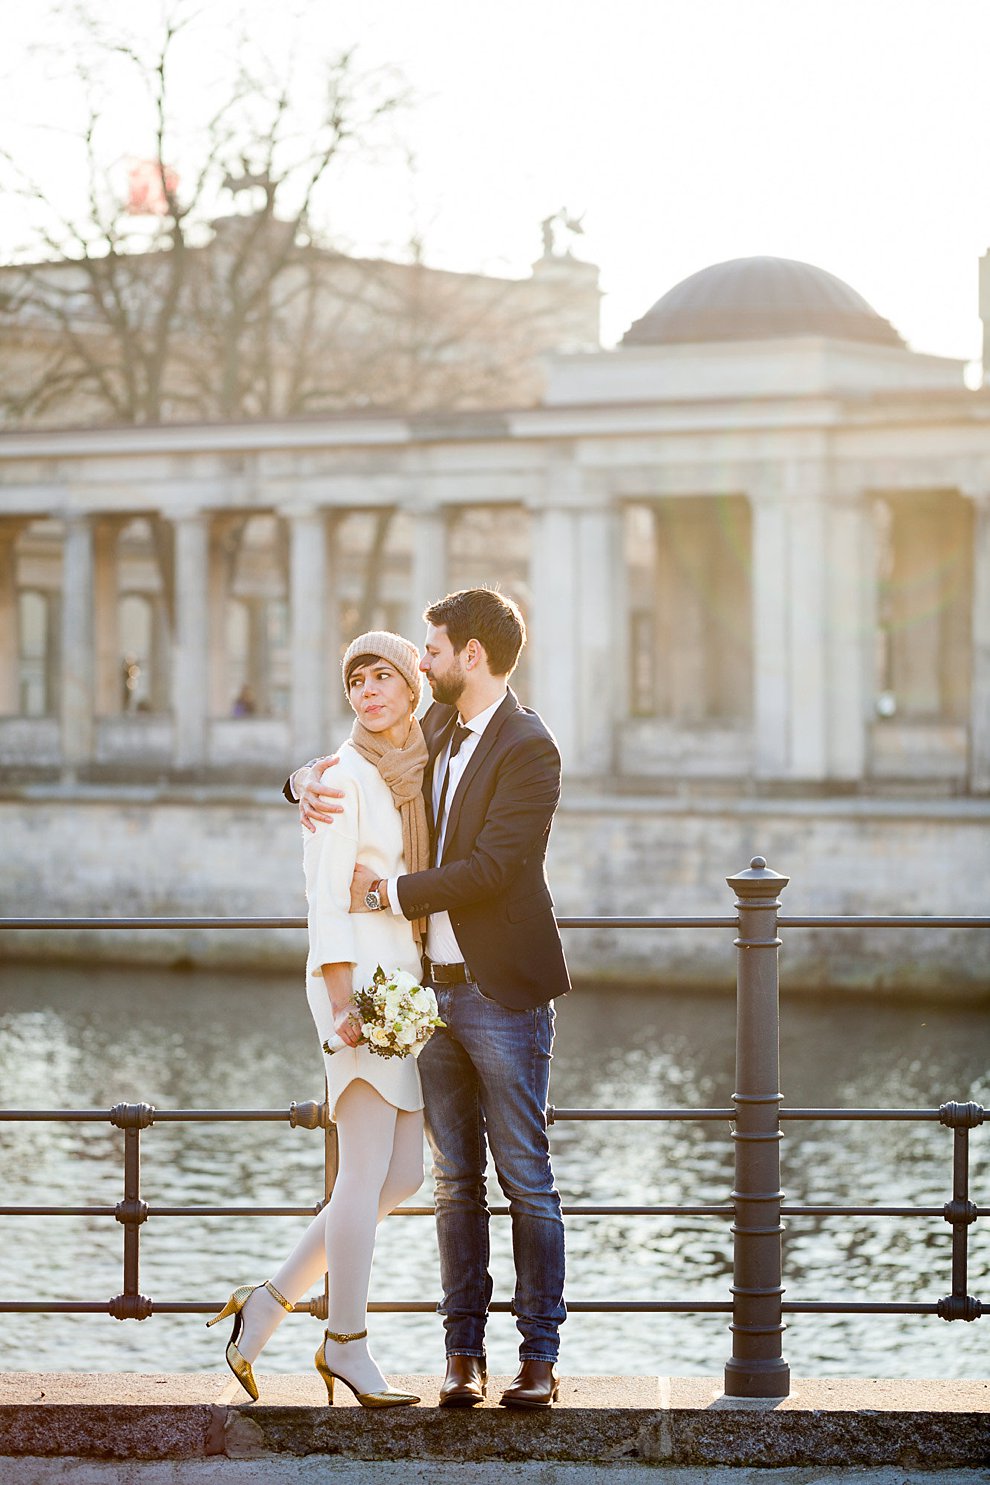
left=0, top=1404, right=215, bottom=1460
left=0, top=1374, right=986, bottom=1466
left=1, top=793, right=989, bottom=993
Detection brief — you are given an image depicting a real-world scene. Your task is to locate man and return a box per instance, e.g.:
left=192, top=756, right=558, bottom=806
left=288, top=587, right=569, bottom=1408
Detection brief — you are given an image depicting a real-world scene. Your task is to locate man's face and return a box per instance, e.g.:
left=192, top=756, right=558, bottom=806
left=420, top=622, right=466, bottom=707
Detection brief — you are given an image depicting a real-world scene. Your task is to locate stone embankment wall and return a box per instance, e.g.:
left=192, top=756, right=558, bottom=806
left=1, top=790, right=988, bottom=997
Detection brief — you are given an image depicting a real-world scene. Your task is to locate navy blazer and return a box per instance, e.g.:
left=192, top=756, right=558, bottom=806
left=399, top=689, right=570, bottom=1010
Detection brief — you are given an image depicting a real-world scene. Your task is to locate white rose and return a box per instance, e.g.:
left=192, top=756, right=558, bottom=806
left=390, top=969, right=420, bottom=995
left=396, top=1023, right=417, bottom=1045
left=370, top=1026, right=391, bottom=1046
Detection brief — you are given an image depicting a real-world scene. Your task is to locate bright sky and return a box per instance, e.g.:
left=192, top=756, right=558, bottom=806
left=4, top=0, right=990, bottom=361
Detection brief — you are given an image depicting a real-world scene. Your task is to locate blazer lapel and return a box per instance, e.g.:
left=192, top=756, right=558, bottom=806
left=441, top=690, right=518, bottom=861
left=421, top=703, right=457, bottom=826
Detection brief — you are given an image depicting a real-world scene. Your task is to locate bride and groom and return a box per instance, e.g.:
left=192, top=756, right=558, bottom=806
left=209, top=587, right=570, bottom=1410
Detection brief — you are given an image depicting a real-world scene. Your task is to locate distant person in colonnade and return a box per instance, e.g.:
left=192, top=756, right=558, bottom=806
left=291, top=588, right=570, bottom=1409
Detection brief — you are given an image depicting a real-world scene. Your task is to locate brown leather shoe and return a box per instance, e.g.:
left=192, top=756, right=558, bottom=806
left=499, top=1359, right=560, bottom=1408
left=438, top=1354, right=487, bottom=1407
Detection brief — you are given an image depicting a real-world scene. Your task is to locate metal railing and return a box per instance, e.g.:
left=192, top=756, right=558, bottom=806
left=0, top=855, right=985, bottom=1399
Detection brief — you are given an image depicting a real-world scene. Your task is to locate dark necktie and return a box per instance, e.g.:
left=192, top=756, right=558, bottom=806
left=433, top=723, right=472, bottom=847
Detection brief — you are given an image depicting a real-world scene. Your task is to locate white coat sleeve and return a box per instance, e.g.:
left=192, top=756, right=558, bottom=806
left=303, top=775, right=361, bottom=976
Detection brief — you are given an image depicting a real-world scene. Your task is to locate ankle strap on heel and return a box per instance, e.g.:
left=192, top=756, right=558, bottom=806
left=264, top=1281, right=294, bottom=1313
left=325, top=1328, right=367, bottom=1343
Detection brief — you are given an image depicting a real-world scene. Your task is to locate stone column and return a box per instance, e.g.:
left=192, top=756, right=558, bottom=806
left=750, top=491, right=790, bottom=779
left=93, top=521, right=121, bottom=716
left=170, top=511, right=211, bottom=772
left=825, top=494, right=870, bottom=782
left=786, top=492, right=828, bottom=780
left=60, top=513, right=95, bottom=777
left=575, top=503, right=618, bottom=774
left=324, top=513, right=344, bottom=739
left=246, top=599, right=271, bottom=714
left=208, top=516, right=247, bottom=721
left=408, top=504, right=447, bottom=640
left=0, top=525, right=20, bottom=715
left=288, top=507, right=328, bottom=762
left=150, top=593, right=171, bottom=713
left=529, top=501, right=580, bottom=766
left=967, top=492, right=990, bottom=793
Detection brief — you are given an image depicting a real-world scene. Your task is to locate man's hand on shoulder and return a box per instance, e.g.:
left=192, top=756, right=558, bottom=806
left=296, top=756, right=345, bottom=833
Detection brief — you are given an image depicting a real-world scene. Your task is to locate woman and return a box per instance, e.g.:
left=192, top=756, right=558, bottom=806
left=208, top=631, right=431, bottom=1408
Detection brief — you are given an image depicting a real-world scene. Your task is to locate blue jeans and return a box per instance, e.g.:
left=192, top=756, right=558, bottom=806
left=418, top=980, right=566, bottom=1363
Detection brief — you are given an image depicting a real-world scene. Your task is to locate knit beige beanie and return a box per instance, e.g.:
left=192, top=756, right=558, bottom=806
left=341, top=630, right=423, bottom=707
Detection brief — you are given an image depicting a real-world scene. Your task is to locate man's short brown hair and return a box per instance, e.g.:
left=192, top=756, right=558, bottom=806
left=424, top=587, right=526, bottom=677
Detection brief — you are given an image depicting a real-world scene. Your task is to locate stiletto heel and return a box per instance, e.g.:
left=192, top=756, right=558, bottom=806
left=207, top=1281, right=293, bottom=1402
left=314, top=1328, right=419, bottom=1408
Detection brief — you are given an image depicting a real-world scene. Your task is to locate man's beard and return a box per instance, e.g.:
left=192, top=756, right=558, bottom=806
left=429, top=668, right=465, bottom=707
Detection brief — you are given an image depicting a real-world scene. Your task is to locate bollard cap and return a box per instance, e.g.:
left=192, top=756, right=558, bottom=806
left=727, top=856, right=789, bottom=897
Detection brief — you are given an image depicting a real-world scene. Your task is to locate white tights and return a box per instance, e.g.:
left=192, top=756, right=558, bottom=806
left=235, top=1080, right=423, bottom=1392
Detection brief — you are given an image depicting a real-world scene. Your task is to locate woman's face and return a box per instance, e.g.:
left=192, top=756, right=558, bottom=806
left=346, top=660, right=414, bottom=739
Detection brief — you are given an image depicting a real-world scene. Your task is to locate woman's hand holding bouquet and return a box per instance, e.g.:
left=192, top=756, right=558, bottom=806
left=324, top=966, right=444, bottom=1059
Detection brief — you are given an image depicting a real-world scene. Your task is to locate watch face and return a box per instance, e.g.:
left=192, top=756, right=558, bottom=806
left=365, top=890, right=380, bottom=910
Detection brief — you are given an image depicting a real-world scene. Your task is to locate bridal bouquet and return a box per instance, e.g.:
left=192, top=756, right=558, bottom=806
left=324, top=966, right=444, bottom=1060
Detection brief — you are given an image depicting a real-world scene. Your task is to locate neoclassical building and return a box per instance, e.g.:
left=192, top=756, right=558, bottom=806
left=1, top=253, right=988, bottom=794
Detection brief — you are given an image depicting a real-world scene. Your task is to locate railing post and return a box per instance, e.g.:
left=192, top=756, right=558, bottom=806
left=290, top=1088, right=336, bottom=1322
left=108, top=1102, right=154, bottom=1321
left=724, top=856, right=790, bottom=1398
left=937, top=1100, right=984, bottom=1322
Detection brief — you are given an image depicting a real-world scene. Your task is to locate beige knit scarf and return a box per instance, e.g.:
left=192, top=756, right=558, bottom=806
left=349, top=716, right=430, bottom=949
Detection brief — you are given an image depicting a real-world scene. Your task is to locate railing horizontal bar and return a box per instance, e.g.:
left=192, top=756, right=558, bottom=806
left=0, top=1208, right=119, bottom=1217
left=3, top=914, right=986, bottom=930
left=557, top=918, right=739, bottom=929
left=0, top=1300, right=736, bottom=1315
left=551, top=1109, right=734, bottom=1121
left=780, top=1109, right=944, bottom=1121
left=778, top=916, right=990, bottom=928
left=0, top=916, right=740, bottom=931
left=0, top=918, right=310, bottom=930
left=781, top=1302, right=938, bottom=1314
left=0, top=1107, right=952, bottom=1124
left=0, top=1111, right=298, bottom=1123
left=0, top=1204, right=737, bottom=1219
left=2, top=1204, right=960, bottom=1221
left=0, top=1299, right=951, bottom=1316
left=780, top=1207, right=951, bottom=1218
left=153, top=1111, right=298, bottom=1122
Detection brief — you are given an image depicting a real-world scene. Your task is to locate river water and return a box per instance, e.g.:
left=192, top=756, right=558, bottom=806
left=0, top=961, right=986, bottom=1380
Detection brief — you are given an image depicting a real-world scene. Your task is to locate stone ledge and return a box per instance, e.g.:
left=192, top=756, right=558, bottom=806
left=0, top=1374, right=987, bottom=1467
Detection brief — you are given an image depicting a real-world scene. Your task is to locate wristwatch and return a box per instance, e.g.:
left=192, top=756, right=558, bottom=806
left=364, top=879, right=386, bottom=912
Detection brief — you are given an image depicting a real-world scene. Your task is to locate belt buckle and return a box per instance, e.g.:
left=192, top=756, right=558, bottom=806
left=431, top=960, right=471, bottom=986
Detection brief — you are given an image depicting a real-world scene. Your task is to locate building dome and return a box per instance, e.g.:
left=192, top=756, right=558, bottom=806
left=622, top=256, right=904, bottom=349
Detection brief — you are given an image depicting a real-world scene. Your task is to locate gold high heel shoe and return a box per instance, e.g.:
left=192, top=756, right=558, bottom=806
left=314, top=1328, right=420, bottom=1408
left=206, top=1280, right=293, bottom=1402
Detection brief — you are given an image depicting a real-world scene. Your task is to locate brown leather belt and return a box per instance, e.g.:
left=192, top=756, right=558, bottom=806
left=425, top=960, right=475, bottom=986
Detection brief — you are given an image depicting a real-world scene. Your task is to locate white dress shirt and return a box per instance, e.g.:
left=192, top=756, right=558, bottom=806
left=389, top=691, right=506, bottom=965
